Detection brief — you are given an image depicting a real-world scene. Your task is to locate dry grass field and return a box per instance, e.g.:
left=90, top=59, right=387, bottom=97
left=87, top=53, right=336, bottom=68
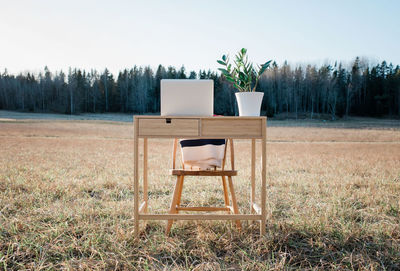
left=1, top=114, right=399, bottom=270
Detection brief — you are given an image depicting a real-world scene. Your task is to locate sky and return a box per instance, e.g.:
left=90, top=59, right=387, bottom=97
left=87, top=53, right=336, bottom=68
left=0, top=0, right=399, bottom=76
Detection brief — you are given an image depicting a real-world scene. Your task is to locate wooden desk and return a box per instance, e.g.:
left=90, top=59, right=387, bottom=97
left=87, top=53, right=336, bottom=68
left=133, top=116, right=267, bottom=237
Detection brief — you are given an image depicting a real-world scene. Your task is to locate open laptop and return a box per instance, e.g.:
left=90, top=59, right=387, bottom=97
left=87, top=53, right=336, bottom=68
left=161, top=79, right=213, bottom=116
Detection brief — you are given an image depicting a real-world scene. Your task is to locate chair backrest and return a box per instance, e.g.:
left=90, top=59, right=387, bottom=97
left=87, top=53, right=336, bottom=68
left=172, top=138, right=234, bottom=171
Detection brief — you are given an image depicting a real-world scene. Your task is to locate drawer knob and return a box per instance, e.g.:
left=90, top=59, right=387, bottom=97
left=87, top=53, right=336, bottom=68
left=166, top=118, right=171, bottom=124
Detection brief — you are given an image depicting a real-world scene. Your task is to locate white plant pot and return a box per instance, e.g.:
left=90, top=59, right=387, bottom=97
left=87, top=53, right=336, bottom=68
left=235, top=92, right=264, bottom=116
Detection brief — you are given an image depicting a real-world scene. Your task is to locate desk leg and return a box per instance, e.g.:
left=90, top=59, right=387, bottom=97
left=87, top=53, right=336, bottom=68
left=134, top=120, right=139, bottom=238
left=143, top=138, right=148, bottom=213
left=261, top=121, right=267, bottom=236
left=251, top=139, right=256, bottom=214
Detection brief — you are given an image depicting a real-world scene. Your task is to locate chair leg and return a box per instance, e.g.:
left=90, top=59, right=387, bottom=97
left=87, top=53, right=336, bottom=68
left=166, top=176, right=183, bottom=234
left=221, top=176, right=230, bottom=214
left=227, top=176, right=242, bottom=230
left=176, top=176, right=184, bottom=206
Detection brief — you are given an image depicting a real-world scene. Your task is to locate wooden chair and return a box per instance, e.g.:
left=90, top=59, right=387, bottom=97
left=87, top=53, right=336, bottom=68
left=166, top=138, right=241, bottom=234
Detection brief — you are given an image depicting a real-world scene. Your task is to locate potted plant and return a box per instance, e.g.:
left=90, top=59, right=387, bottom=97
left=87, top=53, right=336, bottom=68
left=217, top=48, right=271, bottom=116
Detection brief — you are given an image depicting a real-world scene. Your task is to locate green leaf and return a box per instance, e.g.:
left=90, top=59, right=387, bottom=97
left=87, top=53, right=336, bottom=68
left=217, top=60, right=226, bottom=66
left=233, top=83, right=244, bottom=91
left=218, top=68, right=230, bottom=76
left=261, top=61, right=272, bottom=70
left=245, top=63, right=253, bottom=74
left=225, top=77, right=236, bottom=83
left=235, top=54, right=241, bottom=63
left=222, top=55, right=227, bottom=61
left=241, top=48, right=247, bottom=55
left=239, top=71, right=246, bottom=81
left=258, top=60, right=272, bottom=75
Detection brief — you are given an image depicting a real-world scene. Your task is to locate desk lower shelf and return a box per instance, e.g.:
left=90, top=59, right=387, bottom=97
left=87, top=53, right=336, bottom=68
left=140, top=214, right=262, bottom=220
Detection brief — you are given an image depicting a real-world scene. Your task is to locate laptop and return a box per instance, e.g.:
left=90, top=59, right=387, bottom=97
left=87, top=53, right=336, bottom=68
left=160, top=79, right=213, bottom=116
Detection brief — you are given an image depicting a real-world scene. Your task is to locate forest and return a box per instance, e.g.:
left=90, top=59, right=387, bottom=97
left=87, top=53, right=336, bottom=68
left=0, top=57, right=399, bottom=119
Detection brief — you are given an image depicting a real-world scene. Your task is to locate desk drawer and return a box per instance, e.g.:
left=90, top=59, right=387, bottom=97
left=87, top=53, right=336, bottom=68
left=201, top=119, right=262, bottom=138
left=138, top=118, right=199, bottom=136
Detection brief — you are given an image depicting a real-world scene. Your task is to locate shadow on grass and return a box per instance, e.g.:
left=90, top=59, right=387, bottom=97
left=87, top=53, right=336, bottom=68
left=137, top=222, right=400, bottom=270
left=1, top=220, right=399, bottom=270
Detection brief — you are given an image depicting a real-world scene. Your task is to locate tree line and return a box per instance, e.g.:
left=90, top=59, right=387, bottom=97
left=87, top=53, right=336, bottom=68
left=0, top=57, right=399, bottom=119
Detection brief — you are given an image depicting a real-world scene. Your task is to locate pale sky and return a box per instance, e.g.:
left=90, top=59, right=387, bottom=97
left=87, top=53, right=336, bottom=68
left=0, top=0, right=399, bottom=76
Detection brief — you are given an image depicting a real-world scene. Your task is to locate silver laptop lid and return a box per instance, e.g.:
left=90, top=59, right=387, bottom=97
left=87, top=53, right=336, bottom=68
left=161, top=79, right=213, bottom=116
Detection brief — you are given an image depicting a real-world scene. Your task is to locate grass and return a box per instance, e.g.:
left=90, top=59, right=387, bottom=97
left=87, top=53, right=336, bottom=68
left=0, top=116, right=399, bottom=270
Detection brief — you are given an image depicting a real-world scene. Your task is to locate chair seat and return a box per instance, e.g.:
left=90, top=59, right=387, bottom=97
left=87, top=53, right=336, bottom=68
left=169, top=169, right=237, bottom=176
left=166, top=138, right=241, bottom=235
